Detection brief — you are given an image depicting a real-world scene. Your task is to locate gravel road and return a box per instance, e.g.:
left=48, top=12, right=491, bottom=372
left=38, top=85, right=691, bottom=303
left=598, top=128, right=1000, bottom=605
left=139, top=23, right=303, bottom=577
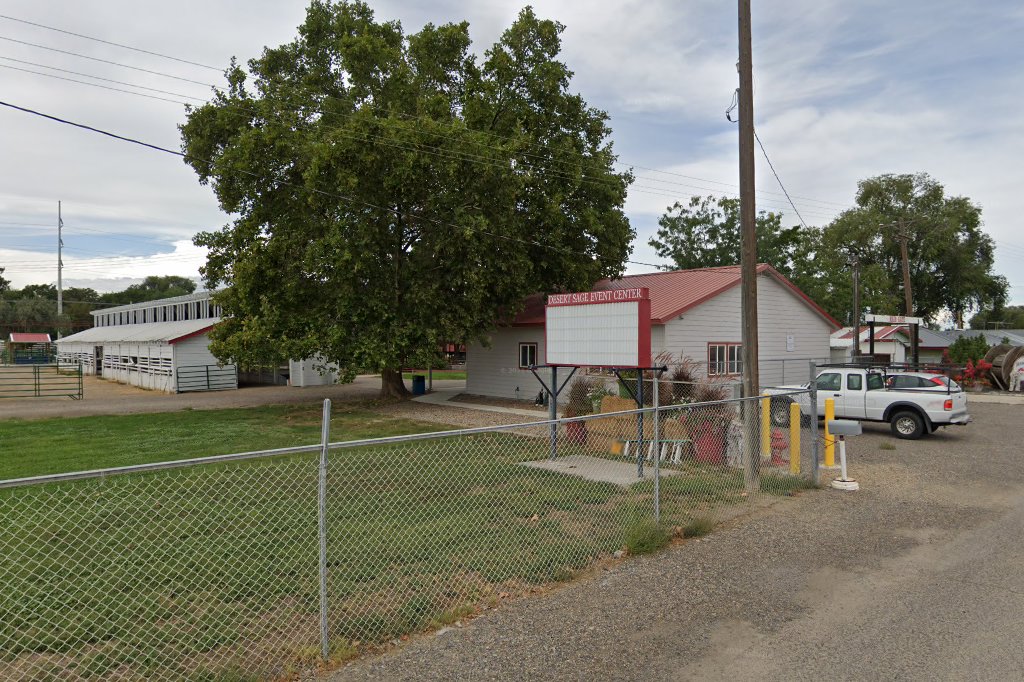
left=329, top=403, right=1024, bottom=681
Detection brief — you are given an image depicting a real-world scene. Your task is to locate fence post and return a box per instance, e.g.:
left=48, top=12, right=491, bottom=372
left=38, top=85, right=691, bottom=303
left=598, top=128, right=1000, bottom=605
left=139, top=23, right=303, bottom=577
left=318, top=398, right=331, bottom=663
left=549, top=366, right=558, bottom=461
left=653, top=372, right=661, bottom=522
left=808, top=361, right=819, bottom=485
left=636, top=373, right=644, bottom=479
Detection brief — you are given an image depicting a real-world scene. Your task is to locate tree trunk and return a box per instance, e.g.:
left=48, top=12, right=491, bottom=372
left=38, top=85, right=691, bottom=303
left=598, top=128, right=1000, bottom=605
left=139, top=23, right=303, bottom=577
left=380, top=368, right=411, bottom=399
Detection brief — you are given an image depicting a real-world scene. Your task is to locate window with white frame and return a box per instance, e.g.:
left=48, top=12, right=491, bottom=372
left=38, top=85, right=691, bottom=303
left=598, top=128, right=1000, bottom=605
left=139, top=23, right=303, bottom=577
left=708, top=342, right=742, bottom=376
left=519, top=342, right=538, bottom=369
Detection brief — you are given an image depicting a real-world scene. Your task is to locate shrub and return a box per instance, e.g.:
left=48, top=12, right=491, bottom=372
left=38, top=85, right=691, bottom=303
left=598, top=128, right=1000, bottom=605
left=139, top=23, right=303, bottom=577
left=948, top=335, right=991, bottom=365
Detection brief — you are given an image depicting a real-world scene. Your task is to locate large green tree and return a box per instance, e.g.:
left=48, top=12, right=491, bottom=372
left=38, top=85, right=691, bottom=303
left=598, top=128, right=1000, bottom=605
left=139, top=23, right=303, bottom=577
left=969, top=305, right=1024, bottom=330
left=649, top=196, right=803, bottom=276
left=99, top=276, right=196, bottom=305
left=0, top=267, right=9, bottom=295
left=804, top=173, right=1007, bottom=324
left=179, top=2, right=633, bottom=396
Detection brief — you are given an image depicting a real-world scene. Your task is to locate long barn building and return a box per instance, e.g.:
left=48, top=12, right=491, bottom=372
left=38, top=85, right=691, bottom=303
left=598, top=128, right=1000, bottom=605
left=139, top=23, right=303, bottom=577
left=57, top=290, right=341, bottom=393
left=55, top=291, right=236, bottom=393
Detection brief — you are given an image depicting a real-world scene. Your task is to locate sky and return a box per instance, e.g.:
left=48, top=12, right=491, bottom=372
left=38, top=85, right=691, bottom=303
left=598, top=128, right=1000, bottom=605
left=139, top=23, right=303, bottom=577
left=0, top=0, right=1022, bottom=309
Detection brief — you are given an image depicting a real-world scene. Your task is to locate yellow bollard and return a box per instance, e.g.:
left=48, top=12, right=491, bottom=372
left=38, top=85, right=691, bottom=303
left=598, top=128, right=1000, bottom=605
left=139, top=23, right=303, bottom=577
left=760, top=393, right=771, bottom=458
left=790, top=401, right=801, bottom=475
left=824, top=398, right=835, bottom=467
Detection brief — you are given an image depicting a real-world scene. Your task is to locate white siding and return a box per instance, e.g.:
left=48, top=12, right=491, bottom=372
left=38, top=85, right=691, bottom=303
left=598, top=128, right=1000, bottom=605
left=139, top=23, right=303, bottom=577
left=661, top=274, right=833, bottom=387
left=289, top=356, right=340, bottom=387
left=465, top=327, right=547, bottom=401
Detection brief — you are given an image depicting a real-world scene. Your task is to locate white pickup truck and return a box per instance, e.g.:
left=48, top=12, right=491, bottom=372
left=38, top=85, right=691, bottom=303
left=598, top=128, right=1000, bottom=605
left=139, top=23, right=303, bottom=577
left=766, top=367, right=971, bottom=440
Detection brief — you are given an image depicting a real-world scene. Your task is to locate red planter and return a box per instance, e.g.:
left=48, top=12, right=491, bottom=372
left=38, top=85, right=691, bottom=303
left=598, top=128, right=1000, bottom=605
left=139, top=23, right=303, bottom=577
left=693, top=427, right=725, bottom=464
left=564, top=420, right=587, bottom=446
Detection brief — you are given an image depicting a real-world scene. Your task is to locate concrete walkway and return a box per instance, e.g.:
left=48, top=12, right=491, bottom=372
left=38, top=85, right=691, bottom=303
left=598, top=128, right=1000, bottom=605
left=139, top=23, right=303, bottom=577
left=413, top=386, right=546, bottom=418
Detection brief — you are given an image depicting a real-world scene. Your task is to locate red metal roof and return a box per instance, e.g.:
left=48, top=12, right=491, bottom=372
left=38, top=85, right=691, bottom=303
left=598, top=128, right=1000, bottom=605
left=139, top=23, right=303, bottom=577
left=512, top=264, right=840, bottom=329
left=836, top=325, right=905, bottom=341
left=8, top=333, right=51, bottom=343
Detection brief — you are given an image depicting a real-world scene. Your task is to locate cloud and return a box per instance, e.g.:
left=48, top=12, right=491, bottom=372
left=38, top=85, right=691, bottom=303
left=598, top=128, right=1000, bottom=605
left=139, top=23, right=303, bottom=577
left=0, top=0, right=1021, bottom=305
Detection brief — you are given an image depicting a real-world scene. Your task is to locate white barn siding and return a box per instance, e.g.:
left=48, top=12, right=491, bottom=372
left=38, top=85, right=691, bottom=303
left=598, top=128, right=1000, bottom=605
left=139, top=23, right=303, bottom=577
left=57, top=342, right=98, bottom=374
left=466, top=327, right=546, bottom=401
left=172, top=334, right=237, bottom=392
left=100, top=343, right=175, bottom=392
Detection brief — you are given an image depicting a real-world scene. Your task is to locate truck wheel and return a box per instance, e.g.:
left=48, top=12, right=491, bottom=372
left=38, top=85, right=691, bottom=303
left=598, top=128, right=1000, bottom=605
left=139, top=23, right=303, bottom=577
left=769, top=399, right=791, bottom=427
left=890, top=410, right=925, bottom=440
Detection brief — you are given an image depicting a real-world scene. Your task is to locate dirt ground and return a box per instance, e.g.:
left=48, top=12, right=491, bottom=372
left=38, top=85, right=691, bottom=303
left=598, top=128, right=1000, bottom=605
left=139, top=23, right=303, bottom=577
left=0, top=375, right=467, bottom=421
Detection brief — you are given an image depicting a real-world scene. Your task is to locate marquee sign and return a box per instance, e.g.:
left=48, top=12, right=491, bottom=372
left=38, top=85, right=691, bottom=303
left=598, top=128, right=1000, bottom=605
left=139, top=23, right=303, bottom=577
left=545, top=288, right=651, bottom=368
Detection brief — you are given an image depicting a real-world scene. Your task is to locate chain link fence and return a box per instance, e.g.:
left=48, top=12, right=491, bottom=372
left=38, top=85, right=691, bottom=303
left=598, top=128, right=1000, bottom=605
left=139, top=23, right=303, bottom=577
left=1, top=390, right=817, bottom=681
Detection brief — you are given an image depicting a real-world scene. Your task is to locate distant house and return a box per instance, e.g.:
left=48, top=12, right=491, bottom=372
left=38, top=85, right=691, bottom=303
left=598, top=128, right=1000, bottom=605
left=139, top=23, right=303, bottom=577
left=465, top=264, right=840, bottom=400
left=830, top=325, right=950, bottom=365
left=54, top=290, right=340, bottom=393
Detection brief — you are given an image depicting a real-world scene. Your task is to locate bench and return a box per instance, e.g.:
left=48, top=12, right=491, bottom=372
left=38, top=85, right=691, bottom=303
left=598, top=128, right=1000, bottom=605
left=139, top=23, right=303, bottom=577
left=622, top=438, right=693, bottom=465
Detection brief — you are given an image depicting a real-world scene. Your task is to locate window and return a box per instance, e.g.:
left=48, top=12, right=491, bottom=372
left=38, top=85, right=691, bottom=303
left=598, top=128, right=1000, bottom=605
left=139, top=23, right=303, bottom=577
left=847, top=374, right=863, bottom=391
left=816, top=373, right=841, bottom=391
left=519, top=342, right=537, bottom=369
left=867, top=373, right=885, bottom=391
left=708, top=343, right=742, bottom=376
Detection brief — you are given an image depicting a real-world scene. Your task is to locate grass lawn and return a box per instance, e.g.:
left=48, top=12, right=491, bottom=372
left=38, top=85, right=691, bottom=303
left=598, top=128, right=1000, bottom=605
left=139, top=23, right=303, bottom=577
left=0, top=408, right=809, bottom=681
left=0, top=403, right=440, bottom=481
left=401, top=370, right=467, bottom=381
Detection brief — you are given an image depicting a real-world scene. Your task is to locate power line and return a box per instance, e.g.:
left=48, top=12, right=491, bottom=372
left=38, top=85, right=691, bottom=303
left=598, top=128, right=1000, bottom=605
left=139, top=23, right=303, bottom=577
left=753, top=130, right=809, bottom=229
left=2, top=63, right=839, bottom=219
left=0, top=14, right=223, bottom=71
left=0, top=31, right=846, bottom=218
left=0, top=19, right=855, bottom=217
left=0, top=55, right=207, bottom=100
left=0, top=34, right=215, bottom=87
left=0, top=99, right=669, bottom=271
left=0, top=63, right=194, bottom=105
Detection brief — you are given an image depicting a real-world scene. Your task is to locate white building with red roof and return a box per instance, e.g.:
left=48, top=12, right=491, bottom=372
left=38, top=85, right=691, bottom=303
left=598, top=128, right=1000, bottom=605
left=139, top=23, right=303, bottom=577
left=830, top=325, right=950, bottom=364
left=465, top=264, right=841, bottom=400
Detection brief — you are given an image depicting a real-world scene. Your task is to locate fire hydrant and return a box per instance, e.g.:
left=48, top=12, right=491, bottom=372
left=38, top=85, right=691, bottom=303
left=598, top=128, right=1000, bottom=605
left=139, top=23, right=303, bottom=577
left=769, top=429, right=789, bottom=467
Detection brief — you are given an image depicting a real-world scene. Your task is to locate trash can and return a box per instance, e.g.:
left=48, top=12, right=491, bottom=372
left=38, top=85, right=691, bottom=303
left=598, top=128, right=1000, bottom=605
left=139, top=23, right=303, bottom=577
left=411, top=374, right=426, bottom=395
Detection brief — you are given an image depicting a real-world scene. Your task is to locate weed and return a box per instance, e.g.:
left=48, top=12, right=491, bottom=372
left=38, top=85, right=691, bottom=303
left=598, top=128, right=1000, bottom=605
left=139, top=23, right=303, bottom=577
left=624, top=519, right=671, bottom=555
left=880, top=442, right=897, bottom=451
left=682, top=516, right=715, bottom=538
left=761, top=472, right=816, bottom=496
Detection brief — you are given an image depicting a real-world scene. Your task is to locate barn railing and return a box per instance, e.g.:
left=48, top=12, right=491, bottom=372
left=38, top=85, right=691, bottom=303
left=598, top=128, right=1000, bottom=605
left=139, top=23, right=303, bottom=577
left=0, top=362, right=82, bottom=399
left=176, top=363, right=238, bottom=392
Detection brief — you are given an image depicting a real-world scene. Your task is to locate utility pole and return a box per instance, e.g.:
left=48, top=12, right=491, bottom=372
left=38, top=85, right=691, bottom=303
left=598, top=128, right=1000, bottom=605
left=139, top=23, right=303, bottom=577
left=57, top=201, right=63, bottom=339
left=880, top=218, right=914, bottom=317
left=849, top=255, right=861, bottom=360
left=738, top=0, right=759, bottom=489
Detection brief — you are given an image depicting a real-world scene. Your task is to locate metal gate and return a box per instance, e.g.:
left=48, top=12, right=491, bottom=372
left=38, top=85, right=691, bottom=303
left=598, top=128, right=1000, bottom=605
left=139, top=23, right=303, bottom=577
left=176, top=364, right=238, bottom=392
left=0, top=363, right=83, bottom=399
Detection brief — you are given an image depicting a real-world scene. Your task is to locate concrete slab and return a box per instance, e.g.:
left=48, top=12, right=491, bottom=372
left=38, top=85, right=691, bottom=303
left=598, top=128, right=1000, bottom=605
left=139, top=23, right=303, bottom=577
left=520, top=454, right=680, bottom=487
left=412, top=387, right=545, bottom=418
left=967, top=392, right=1024, bottom=405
